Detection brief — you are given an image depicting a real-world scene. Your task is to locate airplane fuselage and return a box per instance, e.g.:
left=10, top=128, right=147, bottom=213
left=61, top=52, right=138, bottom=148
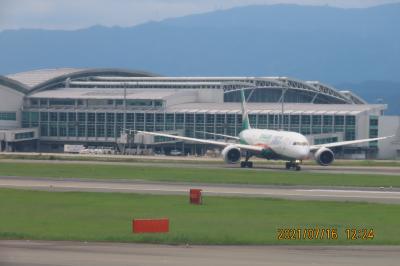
left=135, top=87, right=392, bottom=170
left=239, top=129, right=310, bottom=161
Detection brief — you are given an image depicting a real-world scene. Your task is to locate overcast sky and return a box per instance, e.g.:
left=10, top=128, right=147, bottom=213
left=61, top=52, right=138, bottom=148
left=1, top=0, right=400, bottom=31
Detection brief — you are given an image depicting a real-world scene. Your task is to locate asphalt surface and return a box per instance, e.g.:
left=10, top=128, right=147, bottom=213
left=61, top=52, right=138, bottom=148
left=1, top=176, right=400, bottom=204
left=1, top=158, right=400, bottom=175
left=1, top=240, right=400, bottom=266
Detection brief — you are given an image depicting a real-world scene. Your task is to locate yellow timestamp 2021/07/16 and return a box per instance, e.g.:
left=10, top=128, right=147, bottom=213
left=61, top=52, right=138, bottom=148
left=276, top=227, right=375, bottom=241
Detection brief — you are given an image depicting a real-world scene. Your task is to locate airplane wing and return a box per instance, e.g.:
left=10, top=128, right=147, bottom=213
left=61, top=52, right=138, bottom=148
left=135, top=130, right=263, bottom=152
left=309, top=135, right=394, bottom=151
left=195, top=131, right=240, bottom=140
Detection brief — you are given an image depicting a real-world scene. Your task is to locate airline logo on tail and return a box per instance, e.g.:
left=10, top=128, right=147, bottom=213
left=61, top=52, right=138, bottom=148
left=240, top=90, right=251, bottom=130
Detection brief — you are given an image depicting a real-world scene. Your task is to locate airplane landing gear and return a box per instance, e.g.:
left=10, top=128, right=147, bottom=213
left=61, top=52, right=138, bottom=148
left=240, top=152, right=253, bottom=168
left=285, top=161, right=301, bottom=171
left=240, top=161, right=253, bottom=168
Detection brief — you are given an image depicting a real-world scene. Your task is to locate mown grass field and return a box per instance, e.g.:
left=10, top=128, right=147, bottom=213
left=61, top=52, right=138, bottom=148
left=0, top=188, right=399, bottom=245
left=0, top=162, right=399, bottom=187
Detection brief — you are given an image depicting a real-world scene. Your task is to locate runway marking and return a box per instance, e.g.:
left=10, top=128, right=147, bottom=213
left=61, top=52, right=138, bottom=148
left=301, top=189, right=400, bottom=194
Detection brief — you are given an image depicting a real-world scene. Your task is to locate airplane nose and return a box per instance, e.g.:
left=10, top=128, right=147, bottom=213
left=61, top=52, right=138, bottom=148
left=299, top=147, right=310, bottom=159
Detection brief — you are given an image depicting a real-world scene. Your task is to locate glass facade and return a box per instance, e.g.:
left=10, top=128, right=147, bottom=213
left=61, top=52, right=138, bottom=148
left=15, top=131, right=35, bottom=140
left=314, top=137, right=338, bottom=145
left=345, top=115, right=356, bottom=141
left=21, top=111, right=357, bottom=142
left=369, top=116, right=379, bottom=147
left=28, top=98, right=164, bottom=109
left=0, top=112, right=17, bottom=121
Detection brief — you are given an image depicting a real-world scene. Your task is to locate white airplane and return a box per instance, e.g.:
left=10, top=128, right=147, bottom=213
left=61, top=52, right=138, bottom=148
left=136, top=90, right=393, bottom=170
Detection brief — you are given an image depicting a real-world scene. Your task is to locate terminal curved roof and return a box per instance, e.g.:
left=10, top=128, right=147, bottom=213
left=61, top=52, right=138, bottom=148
left=223, top=77, right=352, bottom=104
left=0, top=75, right=30, bottom=94
left=2, top=68, right=365, bottom=104
left=30, top=68, right=159, bottom=94
left=6, top=68, right=84, bottom=88
left=5, top=68, right=160, bottom=93
left=86, top=76, right=358, bottom=104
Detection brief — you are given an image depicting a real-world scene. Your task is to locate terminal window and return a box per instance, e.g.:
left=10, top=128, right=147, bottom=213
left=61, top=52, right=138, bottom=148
left=0, top=112, right=16, bottom=121
left=14, top=131, right=34, bottom=140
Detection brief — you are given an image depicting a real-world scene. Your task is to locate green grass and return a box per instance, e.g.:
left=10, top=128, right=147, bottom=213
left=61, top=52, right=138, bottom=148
left=0, top=188, right=399, bottom=245
left=0, top=162, right=399, bottom=187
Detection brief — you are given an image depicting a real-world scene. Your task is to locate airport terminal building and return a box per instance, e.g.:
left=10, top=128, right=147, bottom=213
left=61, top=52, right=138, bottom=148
left=0, top=68, right=399, bottom=159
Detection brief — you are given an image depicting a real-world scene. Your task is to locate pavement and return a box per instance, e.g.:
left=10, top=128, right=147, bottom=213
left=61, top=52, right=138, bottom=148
left=1, top=158, right=399, bottom=175
left=1, top=176, right=400, bottom=204
left=1, top=240, right=400, bottom=266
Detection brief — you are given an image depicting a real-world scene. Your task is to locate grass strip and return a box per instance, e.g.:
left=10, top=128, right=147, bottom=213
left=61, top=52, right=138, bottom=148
left=0, top=162, right=399, bottom=187
left=1, top=188, right=400, bottom=245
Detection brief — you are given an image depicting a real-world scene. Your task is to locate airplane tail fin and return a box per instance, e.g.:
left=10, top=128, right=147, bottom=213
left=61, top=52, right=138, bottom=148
left=240, top=89, right=251, bottom=130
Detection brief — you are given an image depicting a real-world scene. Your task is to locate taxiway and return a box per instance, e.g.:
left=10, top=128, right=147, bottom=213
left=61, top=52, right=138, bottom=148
left=1, top=240, right=400, bottom=266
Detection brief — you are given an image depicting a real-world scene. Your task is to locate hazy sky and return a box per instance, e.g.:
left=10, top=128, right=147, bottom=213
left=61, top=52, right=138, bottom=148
left=1, top=0, right=400, bottom=30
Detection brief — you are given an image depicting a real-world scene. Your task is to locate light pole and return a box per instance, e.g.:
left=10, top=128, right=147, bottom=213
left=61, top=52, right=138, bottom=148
left=281, top=88, right=286, bottom=130
left=123, top=82, right=127, bottom=132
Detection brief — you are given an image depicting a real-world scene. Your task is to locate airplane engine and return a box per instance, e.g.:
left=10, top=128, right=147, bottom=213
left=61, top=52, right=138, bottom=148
left=314, top=147, right=335, bottom=166
left=221, top=145, right=241, bottom=164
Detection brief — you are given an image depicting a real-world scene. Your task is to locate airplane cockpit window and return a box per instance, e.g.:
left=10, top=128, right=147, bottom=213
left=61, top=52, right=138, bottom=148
left=293, top=141, right=308, bottom=146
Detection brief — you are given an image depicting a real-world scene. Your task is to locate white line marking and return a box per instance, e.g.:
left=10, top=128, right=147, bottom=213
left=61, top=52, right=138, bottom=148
left=299, top=189, right=400, bottom=194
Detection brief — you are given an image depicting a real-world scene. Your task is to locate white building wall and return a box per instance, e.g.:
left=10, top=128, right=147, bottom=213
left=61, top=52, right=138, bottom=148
left=0, top=85, right=24, bottom=129
left=165, top=89, right=223, bottom=106
left=164, top=90, right=197, bottom=106
left=355, top=111, right=381, bottom=151
left=356, top=112, right=370, bottom=140
left=0, top=128, right=39, bottom=142
left=197, top=89, right=223, bottom=103
left=378, top=116, right=400, bottom=159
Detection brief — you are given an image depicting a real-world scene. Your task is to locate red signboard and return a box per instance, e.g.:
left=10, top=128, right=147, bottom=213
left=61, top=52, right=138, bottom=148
left=132, top=218, right=169, bottom=233
left=190, top=189, right=202, bottom=204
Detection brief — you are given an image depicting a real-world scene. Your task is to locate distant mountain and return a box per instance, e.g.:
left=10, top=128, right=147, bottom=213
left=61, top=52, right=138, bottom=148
left=0, top=3, right=399, bottom=113
left=336, top=80, right=400, bottom=115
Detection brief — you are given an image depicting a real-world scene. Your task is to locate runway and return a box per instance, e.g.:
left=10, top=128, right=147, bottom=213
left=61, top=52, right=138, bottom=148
left=1, top=176, right=400, bottom=204
left=1, top=158, right=400, bottom=175
left=1, top=240, right=400, bottom=266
